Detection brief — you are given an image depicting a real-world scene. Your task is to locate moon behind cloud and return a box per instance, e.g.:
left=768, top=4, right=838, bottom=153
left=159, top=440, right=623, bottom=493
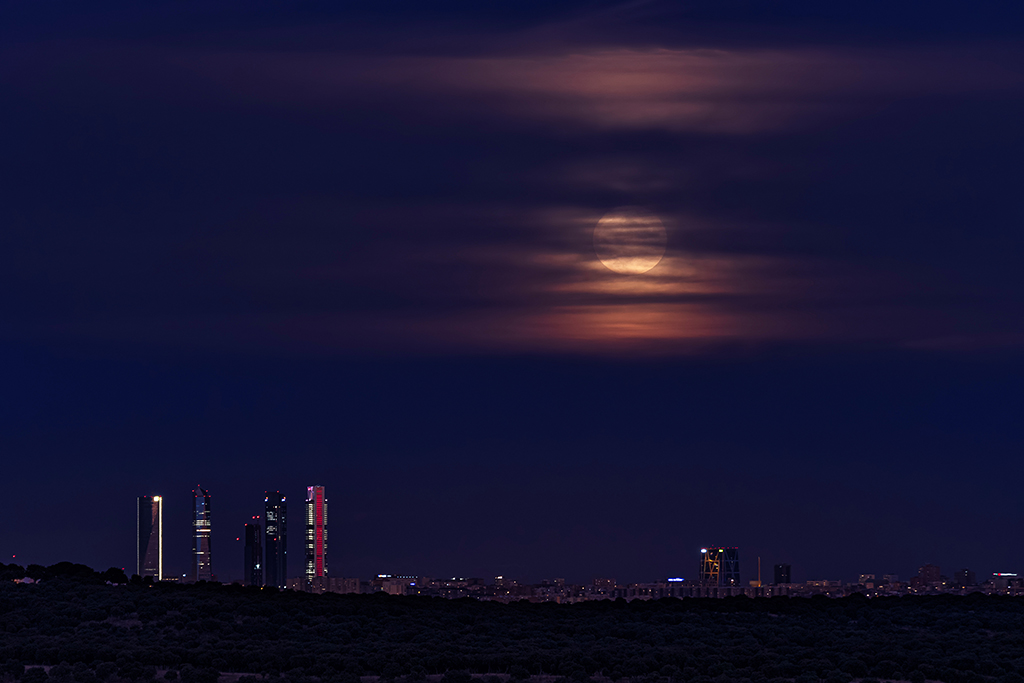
left=593, top=207, right=667, bottom=275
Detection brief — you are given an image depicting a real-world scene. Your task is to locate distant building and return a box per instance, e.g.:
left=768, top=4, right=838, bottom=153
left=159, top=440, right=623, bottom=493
left=700, top=547, right=740, bottom=586
left=305, top=485, right=327, bottom=583
left=192, top=485, right=213, bottom=581
left=918, top=563, right=941, bottom=584
left=327, top=577, right=361, bottom=594
left=244, top=519, right=262, bottom=587
left=494, top=575, right=516, bottom=591
left=372, top=574, right=418, bottom=595
left=137, top=495, right=163, bottom=580
left=991, top=573, right=1022, bottom=590
left=281, top=575, right=355, bottom=594
left=773, top=564, right=791, bottom=585
left=264, top=492, right=287, bottom=589
left=954, top=568, right=976, bottom=587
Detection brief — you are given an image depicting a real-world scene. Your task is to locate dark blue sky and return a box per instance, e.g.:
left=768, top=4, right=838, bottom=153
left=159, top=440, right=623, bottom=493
left=2, top=0, right=1024, bottom=584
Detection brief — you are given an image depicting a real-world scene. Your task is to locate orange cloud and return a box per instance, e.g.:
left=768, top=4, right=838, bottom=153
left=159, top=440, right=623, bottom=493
left=164, top=45, right=1021, bottom=133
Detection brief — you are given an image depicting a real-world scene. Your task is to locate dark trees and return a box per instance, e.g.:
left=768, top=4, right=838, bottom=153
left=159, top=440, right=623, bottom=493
left=4, top=574, right=1024, bottom=683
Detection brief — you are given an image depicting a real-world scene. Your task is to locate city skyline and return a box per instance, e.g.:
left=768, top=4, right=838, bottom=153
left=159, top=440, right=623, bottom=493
left=116, top=486, right=1024, bottom=589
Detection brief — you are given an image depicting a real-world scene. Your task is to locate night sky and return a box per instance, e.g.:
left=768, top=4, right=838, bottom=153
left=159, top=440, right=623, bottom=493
left=3, top=0, right=1024, bottom=585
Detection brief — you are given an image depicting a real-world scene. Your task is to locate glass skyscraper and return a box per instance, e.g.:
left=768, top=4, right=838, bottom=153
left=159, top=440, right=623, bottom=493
left=264, top=492, right=287, bottom=589
left=244, top=519, right=263, bottom=587
left=137, top=495, right=162, bottom=580
left=699, top=547, right=740, bottom=586
left=192, top=485, right=213, bottom=581
left=304, top=485, right=327, bottom=583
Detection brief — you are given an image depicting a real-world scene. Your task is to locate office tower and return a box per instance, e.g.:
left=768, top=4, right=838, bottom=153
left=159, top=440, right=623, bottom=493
left=192, top=485, right=213, bottom=581
left=305, top=485, right=327, bottom=583
left=137, top=495, right=163, bottom=580
left=699, top=547, right=740, bottom=586
left=265, top=492, right=287, bottom=589
left=244, top=519, right=263, bottom=587
left=774, top=563, right=791, bottom=585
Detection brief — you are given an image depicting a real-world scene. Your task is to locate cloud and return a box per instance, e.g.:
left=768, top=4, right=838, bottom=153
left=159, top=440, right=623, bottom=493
left=6, top=39, right=1015, bottom=134
left=158, top=44, right=1023, bottom=133
left=2, top=27, right=1024, bottom=356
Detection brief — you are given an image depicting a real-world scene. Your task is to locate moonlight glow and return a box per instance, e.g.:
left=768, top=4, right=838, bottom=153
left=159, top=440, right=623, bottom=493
left=593, top=207, right=667, bottom=275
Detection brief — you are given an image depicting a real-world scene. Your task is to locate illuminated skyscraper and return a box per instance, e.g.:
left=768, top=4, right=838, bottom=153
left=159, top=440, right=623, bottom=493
left=137, top=495, right=163, bottom=580
left=773, top=563, right=791, bottom=585
left=305, top=485, right=327, bottom=583
left=192, top=485, right=213, bottom=581
left=244, top=518, right=263, bottom=587
left=699, top=547, right=740, bottom=586
left=264, top=492, right=287, bottom=589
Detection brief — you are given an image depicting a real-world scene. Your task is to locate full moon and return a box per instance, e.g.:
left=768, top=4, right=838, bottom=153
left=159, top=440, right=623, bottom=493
left=593, top=206, right=667, bottom=275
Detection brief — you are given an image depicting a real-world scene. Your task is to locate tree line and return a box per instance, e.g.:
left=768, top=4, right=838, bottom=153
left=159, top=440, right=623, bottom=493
left=2, top=563, right=1023, bottom=683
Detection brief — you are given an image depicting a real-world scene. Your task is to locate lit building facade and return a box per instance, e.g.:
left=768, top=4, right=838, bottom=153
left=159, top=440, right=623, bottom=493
left=304, top=485, right=327, bottom=583
left=137, top=495, right=163, bottom=580
left=700, top=547, right=740, bottom=586
left=244, top=519, right=262, bottom=587
left=192, top=485, right=213, bottom=581
left=265, top=492, right=287, bottom=589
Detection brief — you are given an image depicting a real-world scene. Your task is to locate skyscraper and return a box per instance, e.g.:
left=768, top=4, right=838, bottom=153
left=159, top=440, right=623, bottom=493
left=265, top=492, right=287, bottom=589
left=244, top=518, right=263, bottom=587
left=137, top=495, right=162, bottom=580
left=305, top=485, right=327, bottom=584
left=699, top=547, right=740, bottom=586
left=192, top=485, right=213, bottom=581
left=773, top=563, right=791, bottom=585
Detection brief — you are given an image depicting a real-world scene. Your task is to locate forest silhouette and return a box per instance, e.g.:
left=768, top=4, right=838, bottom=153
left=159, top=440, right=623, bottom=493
left=1, top=563, right=1022, bottom=683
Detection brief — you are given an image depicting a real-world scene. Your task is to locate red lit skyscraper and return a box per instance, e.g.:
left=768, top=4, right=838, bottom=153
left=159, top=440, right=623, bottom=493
left=304, top=485, right=327, bottom=583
